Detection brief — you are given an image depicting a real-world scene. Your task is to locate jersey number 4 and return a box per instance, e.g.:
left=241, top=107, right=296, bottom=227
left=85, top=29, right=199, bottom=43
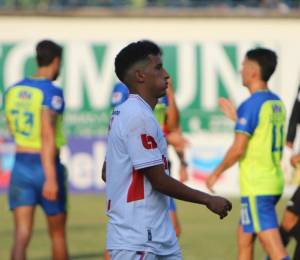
left=141, top=134, right=157, bottom=149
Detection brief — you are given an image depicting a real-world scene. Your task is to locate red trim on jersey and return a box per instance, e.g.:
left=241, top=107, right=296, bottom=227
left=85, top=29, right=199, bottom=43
left=140, top=251, right=145, bottom=260
left=127, top=169, right=144, bottom=202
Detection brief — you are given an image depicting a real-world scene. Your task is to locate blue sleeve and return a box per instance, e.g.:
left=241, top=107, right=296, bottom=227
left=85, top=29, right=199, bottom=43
left=111, top=82, right=129, bottom=108
left=158, top=95, right=169, bottom=106
left=43, top=86, right=65, bottom=114
left=235, top=100, right=259, bottom=135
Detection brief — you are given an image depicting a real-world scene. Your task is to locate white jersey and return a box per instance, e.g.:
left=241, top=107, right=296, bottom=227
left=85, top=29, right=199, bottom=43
left=105, top=94, right=179, bottom=255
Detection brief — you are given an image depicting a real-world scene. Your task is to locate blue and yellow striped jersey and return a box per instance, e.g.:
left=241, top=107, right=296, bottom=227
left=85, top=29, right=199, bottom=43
left=235, top=90, right=286, bottom=196
left=4, top=78, right=66, bottom=149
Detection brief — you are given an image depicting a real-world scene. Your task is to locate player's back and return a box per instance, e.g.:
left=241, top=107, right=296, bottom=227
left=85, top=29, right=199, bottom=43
left=237, top=90, right=286, bottom=196
left=4, top=78, right=65, bottom=150
left=105, top=94, right=178, bottom=254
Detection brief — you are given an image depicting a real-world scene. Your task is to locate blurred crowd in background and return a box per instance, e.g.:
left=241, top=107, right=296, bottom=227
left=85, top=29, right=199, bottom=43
left=0, top=0, right=299, bottom=11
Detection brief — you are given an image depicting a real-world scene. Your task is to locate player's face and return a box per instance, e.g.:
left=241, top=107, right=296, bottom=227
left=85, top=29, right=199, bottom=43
left=240, top=57, right=259, bottom=87
left=143, top=55, right=169, bottom=98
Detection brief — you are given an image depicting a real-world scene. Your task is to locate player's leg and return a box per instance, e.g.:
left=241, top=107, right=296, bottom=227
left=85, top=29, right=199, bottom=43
left=253, top=195, right=289, bottom=259
left=237, top=224, right=255, bottom=260
left=11, top=206, right=35, bottom=260
left=104, top=249, right=111, bottom=260
left=169, top=197, right=181, bottom=237
left=9, top=153, right=39, bottom=260
left=257, top=228, right=288, bottom=260
left=46, top=212, right=68, bottom=260
left=41, top=160, right=68, bottom=260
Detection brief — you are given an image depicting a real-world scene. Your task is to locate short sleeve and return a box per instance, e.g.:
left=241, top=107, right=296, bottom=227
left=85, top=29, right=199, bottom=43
left=125, top=115, right=163, bottom=170
left=111, top=83, right=129, bottom=108
left=43, top=86, right=65, bottom=114
left=235, top=100, right=259, bottom=135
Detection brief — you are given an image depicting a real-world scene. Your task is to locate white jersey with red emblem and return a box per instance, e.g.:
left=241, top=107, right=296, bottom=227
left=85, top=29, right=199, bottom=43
left=105, top=94, right=179, bottom=255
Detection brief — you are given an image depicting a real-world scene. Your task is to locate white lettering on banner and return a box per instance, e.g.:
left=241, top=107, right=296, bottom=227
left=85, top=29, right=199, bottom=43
left=60, top=141, right=106, bottom=191
left=176, top=42, right=196, bottom=109
left=69, top=153, right=94, bottom=189
left=4, top=42, right=34, bottom=88
left=202, top=42, right=242, bottom=109
left=65, top=42, right=118, bottom=109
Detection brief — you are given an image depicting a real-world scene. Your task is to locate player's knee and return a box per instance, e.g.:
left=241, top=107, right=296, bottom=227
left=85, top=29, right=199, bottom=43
left=15, top=228, right=32, bottom=245
left=238, top=238, right=253, bottom=249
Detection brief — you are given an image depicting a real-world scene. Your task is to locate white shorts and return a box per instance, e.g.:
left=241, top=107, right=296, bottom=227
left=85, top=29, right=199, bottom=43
left=109, top=249, right=182, bottom=260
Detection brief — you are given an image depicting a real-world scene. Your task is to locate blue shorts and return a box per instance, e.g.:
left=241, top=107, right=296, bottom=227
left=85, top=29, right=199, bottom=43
left=240, top=195, right=280, bottom=234
left=9, top=153, right=67, bottom=216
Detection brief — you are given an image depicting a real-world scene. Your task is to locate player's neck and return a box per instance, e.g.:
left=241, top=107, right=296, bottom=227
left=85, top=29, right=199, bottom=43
left=131, top=89, right=157, bottom=110
left=35, top=67, right=54, bottom=81
left=248, top=81, right=268, bottom=94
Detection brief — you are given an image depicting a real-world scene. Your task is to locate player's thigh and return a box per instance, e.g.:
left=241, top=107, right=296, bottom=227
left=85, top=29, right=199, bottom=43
left=240, top=195, right=280, bottom=234
left=40, top=161, right=68, bottom=216
left=257, top=228, right=287, bottom=256
left=109, top=250, right=156, bottom=260
left=13, top=205, right=35, bottom=236
left=47, top=212, right=67, bottom=236
left=9, top=153, right=41, bottom=210
left=237, top=224, right=255, bottom=249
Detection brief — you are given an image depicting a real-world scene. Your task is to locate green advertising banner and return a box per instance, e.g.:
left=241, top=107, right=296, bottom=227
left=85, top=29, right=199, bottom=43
left=0, top=42, right=244, bottom=136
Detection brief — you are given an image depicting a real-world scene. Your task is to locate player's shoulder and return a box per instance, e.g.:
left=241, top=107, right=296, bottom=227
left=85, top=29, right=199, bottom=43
left=119, top=96, right=155, bottom=127
left=239, top=91, right=281, bottom=110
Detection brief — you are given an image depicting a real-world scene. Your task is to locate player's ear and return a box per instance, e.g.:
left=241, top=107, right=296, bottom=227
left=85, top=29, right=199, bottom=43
left=135, top=69, right=145, bottom=83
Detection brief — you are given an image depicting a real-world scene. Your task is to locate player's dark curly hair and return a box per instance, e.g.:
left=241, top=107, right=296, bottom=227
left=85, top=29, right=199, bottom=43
left=246, top=48, right=277, bottom=82
left=115, top=40, right=162, bottom=83
left=36, top=40, right=62, bottom=67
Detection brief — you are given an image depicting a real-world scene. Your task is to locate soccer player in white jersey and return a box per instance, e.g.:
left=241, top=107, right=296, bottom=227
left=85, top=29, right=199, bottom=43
left=102, top=40, right=232, bottom=260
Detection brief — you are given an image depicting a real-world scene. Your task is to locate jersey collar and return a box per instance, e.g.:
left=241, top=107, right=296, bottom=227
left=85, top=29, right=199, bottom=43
left=129, top=94, right=153, bottom=113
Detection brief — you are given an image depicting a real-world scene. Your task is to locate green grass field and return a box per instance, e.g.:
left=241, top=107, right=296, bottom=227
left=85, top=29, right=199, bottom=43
left=0, top=194, right=295, bottom=260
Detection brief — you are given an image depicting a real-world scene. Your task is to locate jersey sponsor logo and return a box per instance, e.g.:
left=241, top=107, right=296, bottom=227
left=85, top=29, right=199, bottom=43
left=238, top=117, right=247, bottom=126
left=272, top=104, right=282, bottom=113
left=51, top=95, right=63, bottom=110
left=18, top=90, right=32, bottom=100
left=141, top=134, right=157, bottom=149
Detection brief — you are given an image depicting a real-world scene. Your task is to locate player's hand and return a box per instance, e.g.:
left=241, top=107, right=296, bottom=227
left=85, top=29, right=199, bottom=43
left=206, top=173, right=219, bottom=193
left=179, top=163, right=188, bottom=183
left=167, top=131, right=189, bottom=152
left=42, top=179, right=58, bottom=201
left=218, top=98, right=237, bottom=122
left=206, top=195, right=232, bottom=219
left=291, top=154, right=300, bottom=168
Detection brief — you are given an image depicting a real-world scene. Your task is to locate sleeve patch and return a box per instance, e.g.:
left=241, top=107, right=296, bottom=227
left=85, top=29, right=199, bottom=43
left=51, top=95, right=63, bottom=110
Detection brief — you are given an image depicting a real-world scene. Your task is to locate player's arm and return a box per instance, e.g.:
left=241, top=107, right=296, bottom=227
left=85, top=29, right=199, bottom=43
left=291, top=154, right=300, bottom=168
left=165, top=79, right=180, bottom=132
left=206, top=133, right=249, bottom=192
left=141, top=165, right=231, bottom=219
left=41, top=108, right=58, bottom=201
left=101, top=161, right=106, bottom=182
left=286, top=86, right=300, bottom=148
left=219, top=97, right=237, bottom=122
